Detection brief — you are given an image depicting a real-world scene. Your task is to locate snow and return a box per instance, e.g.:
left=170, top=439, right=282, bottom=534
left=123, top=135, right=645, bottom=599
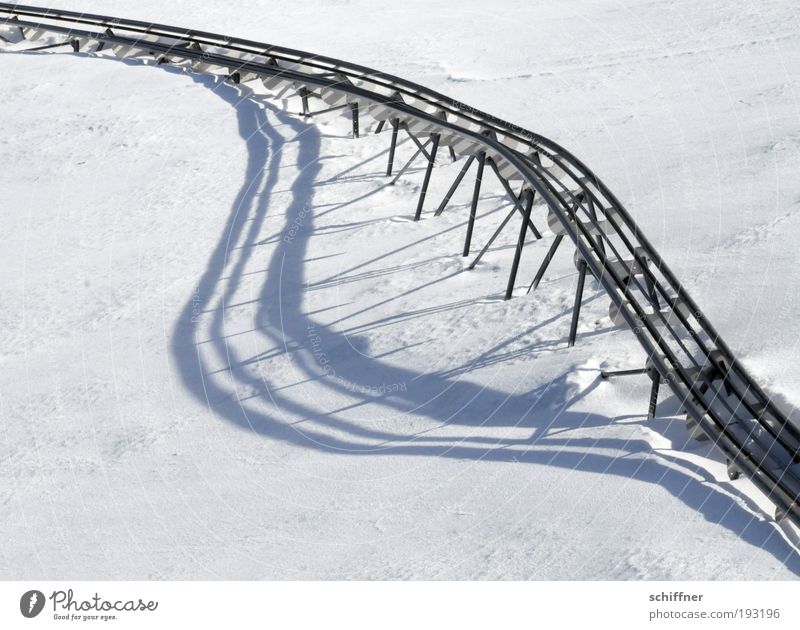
left=1, top=0, right=799, bottom=579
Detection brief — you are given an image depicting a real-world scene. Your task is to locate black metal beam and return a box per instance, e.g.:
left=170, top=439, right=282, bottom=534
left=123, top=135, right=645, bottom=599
left=21, top=39, right=73, bottom=51
left=647, top=376, right=660, bottom=419
left=601, top=367, right=648, bottom=378
left=298, top=87, right=310, bottom=116
left=350, top=101, right=359, bottom=138
left=505, top=189, right=535, bottom=300
left=463, top=151, right=486, bottom=256
left=527, top=234, right=564, bottom=294
left=306, top=102, right=349, bottom=117
left=386, top=118, right=399, bottom=176
left=414, top=133, right=440, bottom=221
left=568, top=258, right=588, bottom=347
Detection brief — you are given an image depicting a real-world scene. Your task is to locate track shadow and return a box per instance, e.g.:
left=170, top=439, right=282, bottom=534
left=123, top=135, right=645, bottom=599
left=154, top=67, right=800, bottom=575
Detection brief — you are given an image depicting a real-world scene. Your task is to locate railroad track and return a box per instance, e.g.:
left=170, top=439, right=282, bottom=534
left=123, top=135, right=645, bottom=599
left=2, top=3, right=799, bottom=531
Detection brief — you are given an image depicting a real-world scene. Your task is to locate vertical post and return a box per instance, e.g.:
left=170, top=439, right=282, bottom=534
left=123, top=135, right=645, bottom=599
left=299, top=88, right=310, bottom=116
left=505, top=189, right=535, bottom=300
left=463, top=151, right=486, bottom=256
left=71, top=38, right=80, bottom=53
left=647, top=374, right=660, bottom=419
left=449, top=146, right=457, bottom=162
left=414, top=133, right=440, bottom=221
left=386, top=118, right=399, bottom=176
left=568, top=258, right=588, bottom=347
left=528, top=234, right=564, bottom=294
left=374, top=120, right=386, bottom=134
left=350, top=102, right=360, bottom=138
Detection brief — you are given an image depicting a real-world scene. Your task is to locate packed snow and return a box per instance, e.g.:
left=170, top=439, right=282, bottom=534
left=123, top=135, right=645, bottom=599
left=1, top=0, right=799, bottom=579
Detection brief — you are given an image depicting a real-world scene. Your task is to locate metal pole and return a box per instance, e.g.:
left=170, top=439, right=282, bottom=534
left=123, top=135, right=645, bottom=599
left=527, top=234, right=564, bottom=294
left=434, top=155, right=474, bottom=216
left=505, top=189, right=535, bottom=300
left=386, top=118, right=399, bottom=176
left=568, top=259, right=587, bottom=347
left=350, top=102, right=359, bottom=138
left=414, top=133, right=440, bottom=221
left=374, top=119, right=386, bottom=134
left=600, top=367, right=648, bottom=379
left=299, top=88, right=310, bottom=116
left=463, top=151, right=486, bottom=255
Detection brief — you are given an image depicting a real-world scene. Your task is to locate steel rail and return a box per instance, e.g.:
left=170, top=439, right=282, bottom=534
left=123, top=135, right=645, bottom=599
left=2, top=5, right=798, bottom=529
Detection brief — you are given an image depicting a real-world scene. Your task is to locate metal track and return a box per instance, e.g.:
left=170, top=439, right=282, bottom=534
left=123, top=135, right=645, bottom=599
left=2, top=3, right=799, bottom=530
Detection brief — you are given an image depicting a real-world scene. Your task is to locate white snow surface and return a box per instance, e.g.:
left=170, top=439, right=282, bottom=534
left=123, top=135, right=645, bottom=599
left=1, top=0, right=800, bottom=579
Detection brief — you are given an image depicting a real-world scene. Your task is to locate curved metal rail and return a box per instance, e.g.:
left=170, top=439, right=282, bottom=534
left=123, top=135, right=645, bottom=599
left=2, top=3, right=798, bottom=530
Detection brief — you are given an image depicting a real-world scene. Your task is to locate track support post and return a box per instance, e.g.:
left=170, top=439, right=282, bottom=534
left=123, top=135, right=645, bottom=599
left=299, top=87, right=310, bottom=116
left=568, top=258, right=588, bottom=347
left=350, top=102, right=359, bottom=138
left=463, top=151, right=486, bottom=256
left=414, top=133, right=440, bottom=221
left=646, top=365, right=660, bottom=419
left=505, top=189, right=535, bottom=300
left=386, top=118, right=399, bottom=176
left=528, top=235, right=564, bottom=294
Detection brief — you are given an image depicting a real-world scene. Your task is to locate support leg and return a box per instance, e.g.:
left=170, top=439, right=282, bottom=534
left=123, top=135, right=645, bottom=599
left=527, top=234, right=564, bottom=294
left=414, top=133, right=440, bottom=221
left=299, top=88, right=310, bottom=116
left=505, top=189, right=535, bottom=300
left=374, top=119, right=386, bottom=134
left=449, top=146, right=457, bottom=162
left=647, top=374, right=660, bottom=419
left=568, top=259, right=587, bottom=347
left=434, top=155, right=475, bottom=216
left=350, top=102, right=359, bottom=138
left=463, top=151, right=486, bottom=256
left=386, top=118, right=399, bottom=176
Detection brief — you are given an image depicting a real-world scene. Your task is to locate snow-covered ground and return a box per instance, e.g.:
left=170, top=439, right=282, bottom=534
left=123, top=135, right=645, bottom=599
left=1, top=0, right=800, bottom=579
